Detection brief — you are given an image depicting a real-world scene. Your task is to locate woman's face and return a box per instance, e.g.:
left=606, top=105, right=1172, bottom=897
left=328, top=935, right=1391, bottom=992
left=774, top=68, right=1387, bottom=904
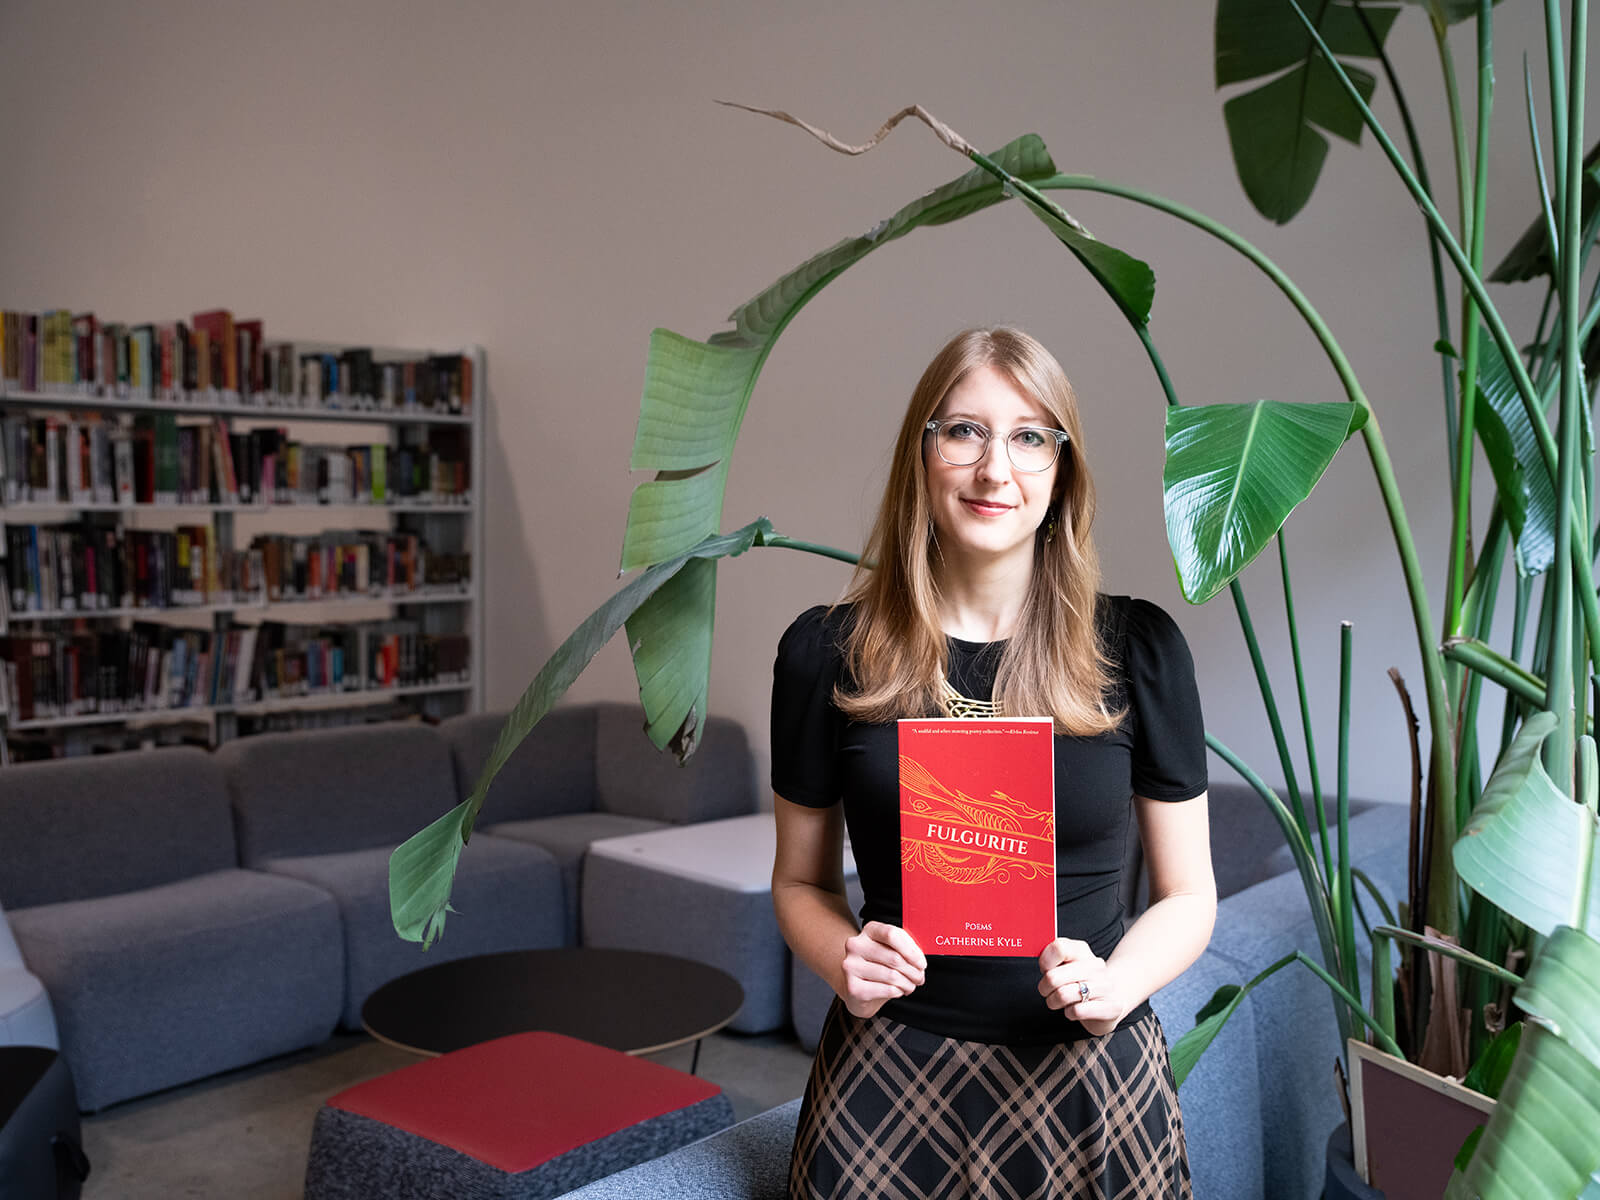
left=923, top=365, right=1061, bottom=575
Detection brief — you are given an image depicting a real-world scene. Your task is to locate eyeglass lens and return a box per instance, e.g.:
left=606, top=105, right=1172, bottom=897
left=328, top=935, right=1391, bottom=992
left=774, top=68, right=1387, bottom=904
left=936, top=422, right=1061, bottom=472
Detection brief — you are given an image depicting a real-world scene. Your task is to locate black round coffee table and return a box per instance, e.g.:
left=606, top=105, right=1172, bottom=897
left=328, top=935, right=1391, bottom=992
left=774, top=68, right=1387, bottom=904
left=360, top=947, right=745, bottom=1071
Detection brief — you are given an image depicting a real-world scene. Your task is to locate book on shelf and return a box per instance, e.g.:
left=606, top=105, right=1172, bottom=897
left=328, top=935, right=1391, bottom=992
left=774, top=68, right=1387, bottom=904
left=3, top=521, right=467, bottom=615
left=0, top=619, right=470, bottom=722
left=1, top=307, right=475, bottom=416
left=898, top=717, right=1057, bottom=958
left=0, top=412, right=466, bottom=508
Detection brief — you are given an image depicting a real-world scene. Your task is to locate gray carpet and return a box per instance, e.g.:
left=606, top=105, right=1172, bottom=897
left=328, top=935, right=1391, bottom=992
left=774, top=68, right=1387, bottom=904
left=78, top=1031, right=815, bottom=1199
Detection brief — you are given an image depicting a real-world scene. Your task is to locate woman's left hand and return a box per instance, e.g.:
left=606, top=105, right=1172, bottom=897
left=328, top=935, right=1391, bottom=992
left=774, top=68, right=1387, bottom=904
left=1038, top=938, right=1131, bottom=1037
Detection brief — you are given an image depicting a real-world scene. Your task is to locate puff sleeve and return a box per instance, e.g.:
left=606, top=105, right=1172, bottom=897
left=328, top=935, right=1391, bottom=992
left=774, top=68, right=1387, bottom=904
left=770, top=605, right=846, bottom=808
left=1122, top=597, right=1208, bottom=802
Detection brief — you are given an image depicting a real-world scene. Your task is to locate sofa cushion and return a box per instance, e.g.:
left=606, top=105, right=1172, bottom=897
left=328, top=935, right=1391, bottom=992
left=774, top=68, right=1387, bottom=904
left=221, top=723, right=460, bottom=864
left=265, top=833, right=566, bottom=1028
left=441, top=707, right=600, bottom=822
left=482, top=813, right=667, bottom=944
left=0, top=747, right=235, bottom=908
left=10, top=868, right=343, bottom=1110
left=593, top=703, right=757, bottom=824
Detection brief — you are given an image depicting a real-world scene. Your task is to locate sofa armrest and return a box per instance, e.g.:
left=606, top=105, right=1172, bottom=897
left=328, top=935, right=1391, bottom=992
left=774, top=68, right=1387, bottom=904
left=554, top=1098, right=801, bottom=1199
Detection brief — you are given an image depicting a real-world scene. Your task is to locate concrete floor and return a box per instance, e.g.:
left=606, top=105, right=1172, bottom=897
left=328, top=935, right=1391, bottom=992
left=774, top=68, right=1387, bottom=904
left=78, top=1030, right=815, bottom=1199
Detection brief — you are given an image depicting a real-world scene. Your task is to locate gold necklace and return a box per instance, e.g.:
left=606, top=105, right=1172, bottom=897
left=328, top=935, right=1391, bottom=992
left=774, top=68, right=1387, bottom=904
left=937, top=675, right=1004, bottom=720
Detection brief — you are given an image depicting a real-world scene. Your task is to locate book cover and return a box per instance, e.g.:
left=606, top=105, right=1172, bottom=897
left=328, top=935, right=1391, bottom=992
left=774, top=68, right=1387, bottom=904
left=898, top=717, right=1056, bottom=957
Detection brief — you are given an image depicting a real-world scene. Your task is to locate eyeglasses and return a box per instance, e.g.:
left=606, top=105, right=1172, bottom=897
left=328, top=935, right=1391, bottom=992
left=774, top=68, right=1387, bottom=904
left=924, top=418, right=1070, bottom=473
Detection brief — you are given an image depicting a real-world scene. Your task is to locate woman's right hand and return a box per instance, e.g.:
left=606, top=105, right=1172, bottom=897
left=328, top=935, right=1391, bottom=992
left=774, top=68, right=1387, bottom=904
left=840, top=922, right=927, bottom=1018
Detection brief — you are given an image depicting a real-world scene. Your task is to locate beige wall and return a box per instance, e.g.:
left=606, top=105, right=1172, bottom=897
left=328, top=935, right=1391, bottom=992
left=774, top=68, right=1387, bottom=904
left=2, top=0, right=1594, bottom=805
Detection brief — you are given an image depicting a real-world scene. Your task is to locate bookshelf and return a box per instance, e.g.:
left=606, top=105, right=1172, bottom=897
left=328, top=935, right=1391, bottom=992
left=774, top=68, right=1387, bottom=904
left=0, top=311, right=485, bottom=762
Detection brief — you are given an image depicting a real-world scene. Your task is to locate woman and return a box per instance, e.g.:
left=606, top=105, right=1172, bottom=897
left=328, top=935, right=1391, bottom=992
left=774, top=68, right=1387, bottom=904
left=771, top=327, right=1215, bottom=1199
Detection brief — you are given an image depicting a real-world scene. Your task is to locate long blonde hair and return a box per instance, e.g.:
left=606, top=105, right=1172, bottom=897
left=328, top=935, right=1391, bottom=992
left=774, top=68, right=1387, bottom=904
left=835, top=327, right=1123, bottom=735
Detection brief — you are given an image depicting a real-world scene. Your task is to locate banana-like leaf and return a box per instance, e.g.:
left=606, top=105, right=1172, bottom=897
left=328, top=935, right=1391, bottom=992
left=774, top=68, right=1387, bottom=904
left=1462, top=1024, right=1524, bottom=1100
left=1446, top=931, right=1600, bottom=1199
left=1170, top=983, right=1246, bottom=1088
left=388, top=518, right=774, bottom=945
left=1518, top=927, right=1600, bottom=1073
left=620, top=131, right=1155, bottom=752
left=625, top=556, right=717, bottom=756
left=999, top=184, right=1156, bottom=325
left=1475, top=401, right=1533, bottom=569
left=1474, top=327, right=1557, bottom=575
left=1453, top=712, right=1600, bottom=940
left=1215, top=0, right=1400, bottom=222
left=1163, top=400, right=1368, bottom=604
left=621, top=134, right=1063, bottom=577
left=1489, top=142, right=1600, bottom=283
left=1167, top=944, right=1397, bottom=1085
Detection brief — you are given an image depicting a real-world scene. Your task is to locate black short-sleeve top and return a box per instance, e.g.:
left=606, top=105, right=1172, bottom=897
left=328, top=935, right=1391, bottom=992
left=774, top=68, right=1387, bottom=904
left=770, top=594, right=1207, bottom=1045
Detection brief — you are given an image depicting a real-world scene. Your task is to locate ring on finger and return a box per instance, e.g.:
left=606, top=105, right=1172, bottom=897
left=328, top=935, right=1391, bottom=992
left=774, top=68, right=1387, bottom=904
left=1077, top=981, right=1090, bottom=1003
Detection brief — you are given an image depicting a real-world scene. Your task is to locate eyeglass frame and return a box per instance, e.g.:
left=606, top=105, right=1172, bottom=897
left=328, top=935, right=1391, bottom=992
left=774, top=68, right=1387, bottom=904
left=923, top=418, right=1071, bottom=473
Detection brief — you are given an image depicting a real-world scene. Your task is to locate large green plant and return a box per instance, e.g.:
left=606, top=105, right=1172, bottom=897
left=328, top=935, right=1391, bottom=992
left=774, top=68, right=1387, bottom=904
left=1198, top=2, right=1600, bottom=1192
left=388, top=3, right=1600, bottom=1190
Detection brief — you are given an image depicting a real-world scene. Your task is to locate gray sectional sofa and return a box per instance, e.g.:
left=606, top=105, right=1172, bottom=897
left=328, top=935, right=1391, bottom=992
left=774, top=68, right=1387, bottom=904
left=219, top=722, right=568, bottom=1030
left=561, top=799, right=1412, bottom=1200
left=0, top=698, right=1410, bottom=1198
left=0, top=703, right=758, bottom=1111
left=451, top=705, right=760, bottom=943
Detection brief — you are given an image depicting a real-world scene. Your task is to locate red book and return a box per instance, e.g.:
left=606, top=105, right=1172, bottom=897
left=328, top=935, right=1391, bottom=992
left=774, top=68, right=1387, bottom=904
left=899, top=717, right=1057, bottom=957
left=191, top=309, right=236, bottom=392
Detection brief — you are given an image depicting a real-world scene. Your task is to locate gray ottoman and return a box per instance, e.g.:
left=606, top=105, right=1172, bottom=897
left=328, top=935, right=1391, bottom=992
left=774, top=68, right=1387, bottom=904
left=304, top=1032, right=733, bottom=1200
left=584, top=816, right=849, bottom=1035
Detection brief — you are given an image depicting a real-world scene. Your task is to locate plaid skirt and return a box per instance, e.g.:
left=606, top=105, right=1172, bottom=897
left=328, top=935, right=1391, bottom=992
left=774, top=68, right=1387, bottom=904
left=789, top=1000, right=1191, bottom=1200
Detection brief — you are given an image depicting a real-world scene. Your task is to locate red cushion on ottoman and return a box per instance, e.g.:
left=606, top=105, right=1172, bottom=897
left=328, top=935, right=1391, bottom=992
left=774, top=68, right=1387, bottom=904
left=305, top=1032, right=734, bottom=1199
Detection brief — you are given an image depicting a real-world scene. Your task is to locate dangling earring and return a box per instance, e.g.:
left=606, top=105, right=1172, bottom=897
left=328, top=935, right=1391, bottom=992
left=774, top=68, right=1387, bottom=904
left=1043, top=509, right=1058, bottom=543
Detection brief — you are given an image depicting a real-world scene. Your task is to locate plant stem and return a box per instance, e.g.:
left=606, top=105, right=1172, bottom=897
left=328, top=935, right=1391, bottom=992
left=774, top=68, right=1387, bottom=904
left=1547, top=0, right=1588, bottom=786
left=1458, top=508, right=1508, bottom=828
left=1546, top=0, right=1571, bottom=229
left=1293, top=9, right=1557, bottom=491
left=1207, top=735, right=1351, bottom=1047
left=1572, top=735, right=1595, bottom=926
left=1372, top=925, right=1524, bottom=986
left=1525, top=58, right=1562, bottom=297
left=1373, top=934, right=1396, bottom=1045
left=1231, top=581, right=1312, bottom=839
left=1132, top=322, right=1179, bottom=409
left=758, top=535, right=861, bottom=566
left=1445, top=0, right=1495, bottom=641
left=1337, top=621, right=1359, bottom=1000
left=1357, top=0, right=1458, bottom=480
left=1533, top=281, right=1560, bottom=393
left=1502, top=574, right=1535, bottom=758
left=1433, top=13, right=1473, bottom=252
left=1284, top=948, right=1405, bottom=1060
left=1282, top=534, right=1331, bottom=879
left=1443, top=637, right=1552, bottom=708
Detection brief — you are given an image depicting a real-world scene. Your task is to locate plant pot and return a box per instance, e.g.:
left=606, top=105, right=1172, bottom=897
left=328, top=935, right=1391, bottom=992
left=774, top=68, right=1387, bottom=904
left=1347, top=1041, right=1495, bottom=1200
left=1325, top=1123, right=1384, bottom=1200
